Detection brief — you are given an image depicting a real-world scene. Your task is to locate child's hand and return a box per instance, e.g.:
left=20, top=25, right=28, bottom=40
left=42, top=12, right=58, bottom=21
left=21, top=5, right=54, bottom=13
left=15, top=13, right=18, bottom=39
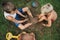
left=23, top=15, right=27, bottom=18
left=17, top=18, right=29, bottom=24
left=42, top=23, right=46, bottom=26
left=24, top=15, right=28, bottom=18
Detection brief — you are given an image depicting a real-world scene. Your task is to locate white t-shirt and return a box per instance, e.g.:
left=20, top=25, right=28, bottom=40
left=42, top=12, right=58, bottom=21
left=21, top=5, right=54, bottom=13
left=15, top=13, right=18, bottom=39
left=4, top=12, right=16, bottom=19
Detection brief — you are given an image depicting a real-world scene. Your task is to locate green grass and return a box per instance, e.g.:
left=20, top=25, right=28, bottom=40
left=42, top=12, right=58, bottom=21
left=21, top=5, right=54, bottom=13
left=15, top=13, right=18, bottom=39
left=0, top=0, right=60, bottom=40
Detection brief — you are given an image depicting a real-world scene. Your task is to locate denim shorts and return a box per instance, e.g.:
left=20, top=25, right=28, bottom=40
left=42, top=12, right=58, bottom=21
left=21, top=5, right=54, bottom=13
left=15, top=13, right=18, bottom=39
left=15, top=8, right=24, bottom=27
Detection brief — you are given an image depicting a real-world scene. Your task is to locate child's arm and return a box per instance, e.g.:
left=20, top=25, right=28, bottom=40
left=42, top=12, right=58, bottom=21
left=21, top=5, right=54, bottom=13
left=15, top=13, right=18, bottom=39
left=39, top=15, right=47, bottom=22
left=6, top=16, right=28, bottom=23
left=42, top=19, right=52, bottom=27
left=38, top=13, right=45, bottom=18
left=45, top=19, right=51, bottom=27
left=45, top=13, right=52, bottom=27
left=16, top=9, right=26, bottom=18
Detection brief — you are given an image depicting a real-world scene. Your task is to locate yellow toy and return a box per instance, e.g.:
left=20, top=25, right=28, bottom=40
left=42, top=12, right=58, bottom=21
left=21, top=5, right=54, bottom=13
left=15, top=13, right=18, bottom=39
left=6, top=32, right=26, bottom=40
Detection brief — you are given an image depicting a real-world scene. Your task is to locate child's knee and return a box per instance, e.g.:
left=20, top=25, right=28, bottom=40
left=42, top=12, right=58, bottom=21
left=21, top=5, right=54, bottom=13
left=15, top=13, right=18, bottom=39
left=25, top=7, right=29, bottom=10
left=23, top=7, right=29, bottom=12
left=25, top=7, right=29, bottom=9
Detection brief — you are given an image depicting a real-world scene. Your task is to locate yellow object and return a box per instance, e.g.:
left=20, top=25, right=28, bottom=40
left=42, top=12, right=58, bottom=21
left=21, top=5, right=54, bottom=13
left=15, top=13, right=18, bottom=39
left=6, top=32, right=26, bottom=40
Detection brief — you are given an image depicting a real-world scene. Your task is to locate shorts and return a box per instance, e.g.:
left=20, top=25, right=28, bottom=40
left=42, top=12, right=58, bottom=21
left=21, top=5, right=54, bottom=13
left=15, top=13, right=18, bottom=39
left=15, top=8, right=25, bottom=27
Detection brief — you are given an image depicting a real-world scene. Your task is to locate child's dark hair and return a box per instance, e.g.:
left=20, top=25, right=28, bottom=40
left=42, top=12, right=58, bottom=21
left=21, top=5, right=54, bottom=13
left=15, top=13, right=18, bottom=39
left=2, top=2, right=16, bottom=13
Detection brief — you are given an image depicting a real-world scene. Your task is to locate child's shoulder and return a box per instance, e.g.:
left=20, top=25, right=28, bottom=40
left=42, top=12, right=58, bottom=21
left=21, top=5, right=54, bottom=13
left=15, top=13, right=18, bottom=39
left=4, top=11, right=10, bottom=14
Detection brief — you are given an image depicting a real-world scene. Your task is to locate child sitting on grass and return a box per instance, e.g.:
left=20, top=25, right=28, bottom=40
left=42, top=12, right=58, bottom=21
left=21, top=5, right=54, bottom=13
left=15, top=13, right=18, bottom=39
left=38, top=3, right=57, bottom=27
left=2, top=2, right=34, bottom=30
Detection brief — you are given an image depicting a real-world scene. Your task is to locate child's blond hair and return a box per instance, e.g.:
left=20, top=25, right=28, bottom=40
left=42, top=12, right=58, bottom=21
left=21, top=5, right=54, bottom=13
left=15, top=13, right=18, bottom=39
left=41, top=3, right=53, bottom=14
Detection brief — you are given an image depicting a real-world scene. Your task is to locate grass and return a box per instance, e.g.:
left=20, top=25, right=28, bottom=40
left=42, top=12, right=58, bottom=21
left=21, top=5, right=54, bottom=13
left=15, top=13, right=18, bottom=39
left=0, top=0, right=60, bottom=40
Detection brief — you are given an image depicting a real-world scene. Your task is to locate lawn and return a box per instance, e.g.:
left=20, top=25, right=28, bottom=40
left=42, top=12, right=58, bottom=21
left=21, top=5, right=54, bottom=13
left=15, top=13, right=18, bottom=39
left=0, top=0, right=60, bottom=40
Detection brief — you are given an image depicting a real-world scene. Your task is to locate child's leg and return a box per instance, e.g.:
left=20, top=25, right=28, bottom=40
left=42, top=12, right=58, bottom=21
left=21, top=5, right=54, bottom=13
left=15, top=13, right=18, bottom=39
left=22, top=7, right=33, bottom=18
left=18, top=23, right=32, bottom=30
left=22, top=7, right=34, bottom=23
